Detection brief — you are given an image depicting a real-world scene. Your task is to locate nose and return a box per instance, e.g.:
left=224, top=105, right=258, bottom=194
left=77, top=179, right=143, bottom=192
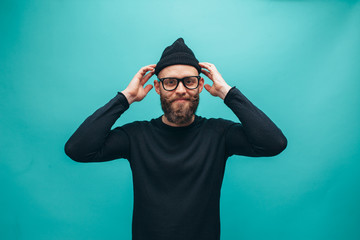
left=175, top=81, right=186, bottom=94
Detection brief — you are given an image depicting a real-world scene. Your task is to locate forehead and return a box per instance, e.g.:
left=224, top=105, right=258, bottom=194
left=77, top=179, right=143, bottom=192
left=158, top=65, right=198, bottom=78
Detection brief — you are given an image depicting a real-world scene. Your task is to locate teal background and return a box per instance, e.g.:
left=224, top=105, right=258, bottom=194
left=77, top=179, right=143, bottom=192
left=1, top=0, right=359, bottom=239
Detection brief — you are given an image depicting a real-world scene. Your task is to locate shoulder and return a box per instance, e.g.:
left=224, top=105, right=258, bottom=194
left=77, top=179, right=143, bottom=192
left=198, top=115, right=234, bottom=125
left=197, top=116, right=237, bottom=133
left=120, top=119, right=151, bottom=132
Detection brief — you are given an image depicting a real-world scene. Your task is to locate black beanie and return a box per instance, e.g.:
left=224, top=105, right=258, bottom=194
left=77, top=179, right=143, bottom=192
left=154, top=37, right=201, bottom=76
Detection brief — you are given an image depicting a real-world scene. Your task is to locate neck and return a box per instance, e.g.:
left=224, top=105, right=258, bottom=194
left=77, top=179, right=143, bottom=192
left=162, top=115, right=195, bottom=127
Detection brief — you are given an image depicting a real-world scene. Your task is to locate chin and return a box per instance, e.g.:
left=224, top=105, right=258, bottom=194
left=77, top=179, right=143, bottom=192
left=173, top=100, right=189, bottom=106
left=172, top=102, right=189, bottom=111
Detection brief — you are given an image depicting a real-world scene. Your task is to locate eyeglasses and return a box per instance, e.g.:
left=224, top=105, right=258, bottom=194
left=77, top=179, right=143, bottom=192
left=158, top=76, right=201, bottom=91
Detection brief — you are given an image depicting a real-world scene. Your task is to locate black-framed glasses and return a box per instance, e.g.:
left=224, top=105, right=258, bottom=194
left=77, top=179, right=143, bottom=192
left=158, top=76, right=201, bottom=91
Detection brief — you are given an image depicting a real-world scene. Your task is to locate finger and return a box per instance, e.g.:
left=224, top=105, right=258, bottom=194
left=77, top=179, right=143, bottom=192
left=199, top=62, right=215, bottom=73
left=204, top=84, right=212, bottom=92
left=144, top=64, right=156, bottom=70
left=201, top=69, right=213, bottom=81
left=199, top=62, right=210, bottom=70
left=135, top=66, right=155, bottom=79
left=144, top=84, right=153, bottom=94
left=141, top=66, right=155, bottom=74
left=201, top=68, right=210, bottom=74
left=202, top=62, right=217, bottom=72
left=141, top=64, right=156, bottom=69
left=209, top=63, right=218, bottom=71
left=199, top=62, right=212, bottom=67
left=140, top=69, right=155, bottom=85
left=201, top=69, right=210, bottom=76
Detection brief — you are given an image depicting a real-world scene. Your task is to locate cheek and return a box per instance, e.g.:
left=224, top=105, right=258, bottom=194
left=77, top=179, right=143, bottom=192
left=160, top=90, right=172, bottom=100
left=161, top=89, right=177, bottom=98
left=189, top=90, right=200, bottom=98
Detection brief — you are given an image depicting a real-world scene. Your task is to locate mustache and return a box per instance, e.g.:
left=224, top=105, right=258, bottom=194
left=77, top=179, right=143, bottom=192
left=170, top=98, right=190, bottom=103
left=169, top=95, right=199, bottom=103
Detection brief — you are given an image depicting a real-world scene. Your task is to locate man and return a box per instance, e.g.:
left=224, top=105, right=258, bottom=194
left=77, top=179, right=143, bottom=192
left=65, top=38, right=287, bottom=240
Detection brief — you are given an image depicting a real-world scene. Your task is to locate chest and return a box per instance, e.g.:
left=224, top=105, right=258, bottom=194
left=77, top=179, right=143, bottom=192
left=131, top=128, right=225, bottom=175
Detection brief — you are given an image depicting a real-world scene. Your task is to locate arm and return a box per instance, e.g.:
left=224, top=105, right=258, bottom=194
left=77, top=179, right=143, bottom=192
left=224, top=87, right=287, bottom=157
left=199, top=62, right=287, bottom=157
left=64, top=64, right=156, bottom=162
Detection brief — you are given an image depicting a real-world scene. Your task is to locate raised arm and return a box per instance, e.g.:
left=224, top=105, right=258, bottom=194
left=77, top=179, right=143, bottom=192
left=64, top=64, right=156, bottom=162
left=199, top=62, right=287, bottom=157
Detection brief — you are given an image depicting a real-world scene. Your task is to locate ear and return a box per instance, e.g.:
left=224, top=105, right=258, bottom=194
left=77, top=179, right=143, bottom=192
left=198, top=77, right=205, bottom=93
left=154, top=80, right=160, bottom=95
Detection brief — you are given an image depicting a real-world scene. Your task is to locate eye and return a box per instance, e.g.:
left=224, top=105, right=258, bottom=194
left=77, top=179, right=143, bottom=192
left=184, top=78, right=193, bottom=84
left=184, top=77, right=197, bottom=85
left=164, top=78, right=177, bottom=86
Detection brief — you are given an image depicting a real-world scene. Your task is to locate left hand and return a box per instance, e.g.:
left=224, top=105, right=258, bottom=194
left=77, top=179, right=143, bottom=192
left=199, top=62, right=232, bottom=100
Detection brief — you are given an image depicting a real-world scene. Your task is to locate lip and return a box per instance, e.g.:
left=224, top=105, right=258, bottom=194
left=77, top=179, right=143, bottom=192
left=174, top=99, right=189, bottom=102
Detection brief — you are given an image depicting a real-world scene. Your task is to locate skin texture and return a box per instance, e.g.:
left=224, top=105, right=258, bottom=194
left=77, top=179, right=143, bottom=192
left=121, top=63, right=232, bottom=127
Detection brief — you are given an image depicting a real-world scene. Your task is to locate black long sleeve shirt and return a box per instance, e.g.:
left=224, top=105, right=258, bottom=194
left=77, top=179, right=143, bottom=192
left=64, top=87, right=287, bottom=240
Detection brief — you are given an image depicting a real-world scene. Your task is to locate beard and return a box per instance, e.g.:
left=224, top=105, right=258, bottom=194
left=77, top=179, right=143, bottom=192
left=160, top=92, right=200, bottom=125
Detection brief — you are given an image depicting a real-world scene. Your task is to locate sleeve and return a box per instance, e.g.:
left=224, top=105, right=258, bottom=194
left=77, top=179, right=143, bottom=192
left=64, top=92, right=131, bottom=162
left=224, top=87, right=287, bottom=157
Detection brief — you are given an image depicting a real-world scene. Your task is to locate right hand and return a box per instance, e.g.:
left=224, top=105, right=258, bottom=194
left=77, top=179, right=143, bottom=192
left=122, top=64, right=156, bottom=105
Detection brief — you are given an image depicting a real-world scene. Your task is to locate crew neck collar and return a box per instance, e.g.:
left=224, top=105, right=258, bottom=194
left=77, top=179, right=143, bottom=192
left=154, top=115, right=200, bottom=131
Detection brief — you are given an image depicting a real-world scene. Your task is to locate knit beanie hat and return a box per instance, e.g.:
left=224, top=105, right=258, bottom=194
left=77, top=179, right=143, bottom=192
left=154, top=37, right=201, bottom=76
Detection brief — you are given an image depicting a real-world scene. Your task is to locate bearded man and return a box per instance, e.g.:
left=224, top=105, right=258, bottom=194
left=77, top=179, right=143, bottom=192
left=65, top=38, right=287, bottom=240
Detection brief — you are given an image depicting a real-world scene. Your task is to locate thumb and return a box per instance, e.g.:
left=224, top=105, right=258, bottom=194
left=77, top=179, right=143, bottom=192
left=204, top=84, right=211, bottom=92
left=144, top=84, right=153, bottom=94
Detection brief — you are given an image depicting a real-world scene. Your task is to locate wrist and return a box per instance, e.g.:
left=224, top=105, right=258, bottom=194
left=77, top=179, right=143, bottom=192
left=219, top=84, right=232, bottom=100
left=121, top=89, right=135, bottom=105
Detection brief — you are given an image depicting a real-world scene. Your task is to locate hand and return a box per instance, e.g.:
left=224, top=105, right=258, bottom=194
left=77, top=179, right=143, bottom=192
left=199, top=62, right=232, bottom=100
left=122, top=64, right=156, bottom=104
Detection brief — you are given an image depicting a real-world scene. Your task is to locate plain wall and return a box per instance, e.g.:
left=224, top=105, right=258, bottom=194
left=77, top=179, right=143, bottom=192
left=1, top=0, right=359, bottom=239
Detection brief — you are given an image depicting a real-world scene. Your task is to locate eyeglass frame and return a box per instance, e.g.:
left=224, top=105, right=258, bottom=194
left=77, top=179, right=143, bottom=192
left=158, top=76, right=201, bottom=91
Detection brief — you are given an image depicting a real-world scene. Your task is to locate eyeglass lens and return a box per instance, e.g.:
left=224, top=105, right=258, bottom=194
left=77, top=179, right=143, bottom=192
left=163, top=77, right=199, bottom=90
